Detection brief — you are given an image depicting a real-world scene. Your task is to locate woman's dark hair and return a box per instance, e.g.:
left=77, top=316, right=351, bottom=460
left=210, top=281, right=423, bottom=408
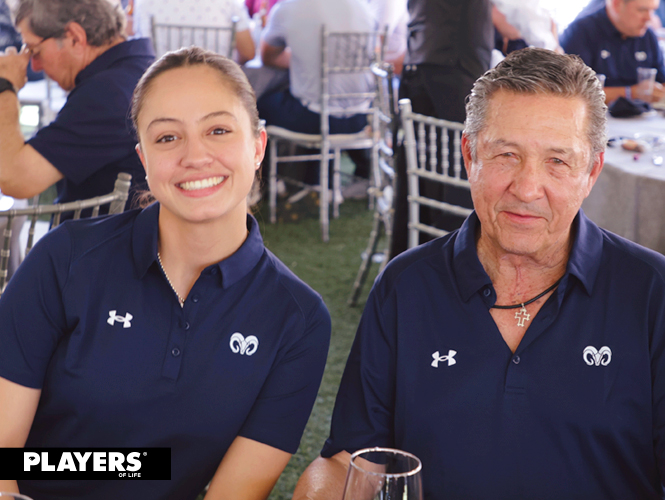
left=131, top=46, right=261, bottom=138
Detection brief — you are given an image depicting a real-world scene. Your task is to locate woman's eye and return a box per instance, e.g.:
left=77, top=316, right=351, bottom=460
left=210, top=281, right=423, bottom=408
left=210, top=128, right=229, bottom=135
left=156, top=134, right=176, bottom=143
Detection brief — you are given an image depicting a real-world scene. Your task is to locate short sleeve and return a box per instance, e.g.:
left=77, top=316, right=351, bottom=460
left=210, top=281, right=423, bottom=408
left=27, top=77, right=136, bottom=185
left=0, top=227, right=71, bottom=389
left=238, top=296, right=331, bottom=454
left=261, top=2, right=287, bottom=49
left=321, top=279, right=397, bottom=457
left=232, top=0, right=251, bottom=32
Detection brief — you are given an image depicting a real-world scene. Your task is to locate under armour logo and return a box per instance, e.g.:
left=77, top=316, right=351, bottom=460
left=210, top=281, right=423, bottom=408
left=431, top=350, right=456, bottom=368
left=635, top=51, right=647, bottom=62
left=601, top=50, right=610, bottom=59
left=107, top=310, right=132, bottom=328
left=230, top=333, right=259, bottom=356
left=583, top=346, right=612, bottom=366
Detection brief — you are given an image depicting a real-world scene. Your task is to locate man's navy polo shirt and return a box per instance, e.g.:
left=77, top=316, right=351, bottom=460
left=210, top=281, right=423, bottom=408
left=27, top=38, right=155, bottom=212
left=0, top=204, right=331, bottom=500
left=322, top=211, right=665, bottom=499
left=560, top=7, right=665, bottom=88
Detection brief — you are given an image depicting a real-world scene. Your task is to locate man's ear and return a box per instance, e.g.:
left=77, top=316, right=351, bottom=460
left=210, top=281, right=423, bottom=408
left=65, top=22, right=88, bottom=48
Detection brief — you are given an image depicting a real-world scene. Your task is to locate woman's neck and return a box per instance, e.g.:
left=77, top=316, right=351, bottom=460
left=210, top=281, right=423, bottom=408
left=156, top=207, right=250, bottom=301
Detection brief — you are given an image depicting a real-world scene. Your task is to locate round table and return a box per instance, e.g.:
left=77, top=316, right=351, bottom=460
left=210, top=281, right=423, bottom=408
left=582, top=111, right=665, bottom=254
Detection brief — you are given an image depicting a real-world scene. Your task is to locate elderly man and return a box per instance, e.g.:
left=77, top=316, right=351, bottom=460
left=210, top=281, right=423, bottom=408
left=0, top=0, right=154, bottom=212
left=561, top=0, right=665, bottom=103
left=294, top=48, right=665, bottom=499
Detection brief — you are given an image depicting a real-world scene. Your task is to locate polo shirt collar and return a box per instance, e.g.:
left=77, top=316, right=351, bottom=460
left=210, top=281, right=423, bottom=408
left=74, top=38, right=155, bottom=86
left=132, top=202, right=265, bottom=289
left=597, top=6, right=630, bottom=41
left=453, top=210, right=603, bottom=302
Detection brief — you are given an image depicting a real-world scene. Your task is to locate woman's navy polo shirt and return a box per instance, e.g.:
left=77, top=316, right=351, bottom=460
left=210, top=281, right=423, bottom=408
left=0, top=203, right=331, bottom=500
left=560, top=7, right=665, bottom=87
left=323, top=210, right=665, bottom=499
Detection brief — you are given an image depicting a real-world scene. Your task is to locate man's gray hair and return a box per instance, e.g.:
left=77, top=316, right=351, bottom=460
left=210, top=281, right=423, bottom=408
left=14, top=0, right=125, bottom=47
left=465, top=48, right=607, bottom=161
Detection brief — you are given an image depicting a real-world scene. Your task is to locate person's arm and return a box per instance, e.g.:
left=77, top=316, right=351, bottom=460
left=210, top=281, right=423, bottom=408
left=235, top=29, right=256, bottom=64
left=0, top=47, right=64, bottom=198
left=260, top=40, right=290, bottom=69
left=292, top=452, right=351, bottom=500
left=0, top=376, right=42, bottom=494
left=204, top=436, right=291, bottom=500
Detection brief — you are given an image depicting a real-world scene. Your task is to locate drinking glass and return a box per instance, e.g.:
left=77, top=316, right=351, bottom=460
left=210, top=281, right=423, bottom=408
left=636, top=67, right=657, bottom=100
left=341, top=448, right=423, bottom=500
left=0, top=494, right=34, bottom=500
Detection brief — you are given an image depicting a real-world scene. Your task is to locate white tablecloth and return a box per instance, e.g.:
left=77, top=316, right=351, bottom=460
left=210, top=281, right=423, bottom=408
left=582, top=112, right=665, bottom=254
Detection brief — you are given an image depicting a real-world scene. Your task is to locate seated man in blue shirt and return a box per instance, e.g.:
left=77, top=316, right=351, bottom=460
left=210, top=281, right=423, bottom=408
left=561, top=0, right=665, bottom=103
left=294, top=48, right=665, bottom=499
left=0, top=0, right=154, bottom=211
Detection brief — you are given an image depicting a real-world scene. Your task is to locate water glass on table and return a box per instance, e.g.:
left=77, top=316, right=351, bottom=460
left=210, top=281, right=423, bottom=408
left=341, top=448, right=423, bottom=500
left=636, top=67, right=657, bottom=101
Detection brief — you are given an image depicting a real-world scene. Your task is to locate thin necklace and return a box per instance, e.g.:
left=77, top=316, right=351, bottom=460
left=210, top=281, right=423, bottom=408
left=157, top=251, right=185, bottom=308
left=491, top=277, right=563, bottom=328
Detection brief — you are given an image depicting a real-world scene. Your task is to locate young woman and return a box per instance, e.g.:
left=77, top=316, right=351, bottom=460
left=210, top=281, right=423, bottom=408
left=0, top=47, right=331, bottom=500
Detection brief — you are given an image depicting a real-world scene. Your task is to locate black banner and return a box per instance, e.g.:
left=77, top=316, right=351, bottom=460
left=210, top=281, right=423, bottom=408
left=0, top=448, right=171, bottom=480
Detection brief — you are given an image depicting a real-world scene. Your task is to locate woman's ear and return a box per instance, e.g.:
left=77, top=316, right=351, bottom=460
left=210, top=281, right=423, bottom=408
left=135, top=143, right=146, bottom=169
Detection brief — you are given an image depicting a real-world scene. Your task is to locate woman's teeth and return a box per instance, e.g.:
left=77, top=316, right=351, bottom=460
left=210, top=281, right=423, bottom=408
left=178, top=176, right=226, bottom=191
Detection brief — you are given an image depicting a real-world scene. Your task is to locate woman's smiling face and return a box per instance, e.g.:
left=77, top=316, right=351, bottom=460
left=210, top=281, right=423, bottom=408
left=135, top=64, right=265, bottom=226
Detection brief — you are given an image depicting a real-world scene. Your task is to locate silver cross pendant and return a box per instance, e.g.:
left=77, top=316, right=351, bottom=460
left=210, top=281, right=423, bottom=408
left=514, top=305, right=530, bottom=327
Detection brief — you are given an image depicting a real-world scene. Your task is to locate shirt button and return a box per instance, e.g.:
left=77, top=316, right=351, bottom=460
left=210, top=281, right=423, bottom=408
left=512, top=355, right=521, bottom=365
left=191, top=295, right=200, bottom=303
left=183, top=322, right=190, bottom=331
left=172, top=347, right=181, bottom=357
left=483, top=288, right=491, bottom=297
left=209, top=268, right=218, bottom=275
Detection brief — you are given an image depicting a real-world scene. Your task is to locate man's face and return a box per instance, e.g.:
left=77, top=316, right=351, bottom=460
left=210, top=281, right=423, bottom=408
left=611, top=0, right=659, bottom=38
left=17, top=19, right=78, bottom=91
left=462, top=90, right=603, bottom=261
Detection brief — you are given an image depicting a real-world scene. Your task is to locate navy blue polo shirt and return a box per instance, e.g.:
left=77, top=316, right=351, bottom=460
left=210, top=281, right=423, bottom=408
left=322, top=211, right=665, bottom=499
left=27, top=38, right=155, bottom=213
left=0, top=204, right=331, bottom=500
left=560, top=7, right=665, bottom=88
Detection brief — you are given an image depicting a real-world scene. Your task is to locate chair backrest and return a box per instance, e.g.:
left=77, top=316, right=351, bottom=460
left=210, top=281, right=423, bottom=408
left=320, top=25, right=386, bottom=139
left=0, top=172, right=132, bottom=294
left=400, top=98, right=472, bottom=249
left=150, top=15, right=238, bottom=58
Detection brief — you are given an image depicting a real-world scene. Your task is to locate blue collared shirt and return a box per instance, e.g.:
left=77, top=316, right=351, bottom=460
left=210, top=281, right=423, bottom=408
left=322, top=211, right=665, bottom=499
left=27, top=38, right=155, bottom=212
left=560, top=7, right=665, bottom=87
left=0, top=204, right=331, bottom=500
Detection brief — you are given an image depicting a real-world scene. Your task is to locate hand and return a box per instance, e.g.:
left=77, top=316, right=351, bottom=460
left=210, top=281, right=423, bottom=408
left=651, top=81, right=665, bottom=103
left=0, top=45, right=30, bottom=92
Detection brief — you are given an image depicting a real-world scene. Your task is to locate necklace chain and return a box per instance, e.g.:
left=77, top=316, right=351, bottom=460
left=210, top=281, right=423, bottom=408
left=490, top=277, right=563, bottom=310
left=490, top=276, right=563, bottom=328
left=157, top=251, right=185, bottom=307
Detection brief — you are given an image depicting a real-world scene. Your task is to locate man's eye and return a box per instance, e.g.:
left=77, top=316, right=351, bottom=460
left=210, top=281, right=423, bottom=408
left=550, top=158, right=564, bottom=165
left=210, top=128, right=229, bottom=135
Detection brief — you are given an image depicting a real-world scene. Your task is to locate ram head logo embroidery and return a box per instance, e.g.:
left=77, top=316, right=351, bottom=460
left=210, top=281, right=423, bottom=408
left=229, top=333, right=259, bottom=356
left=583, top=346, right=612, bottom=366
